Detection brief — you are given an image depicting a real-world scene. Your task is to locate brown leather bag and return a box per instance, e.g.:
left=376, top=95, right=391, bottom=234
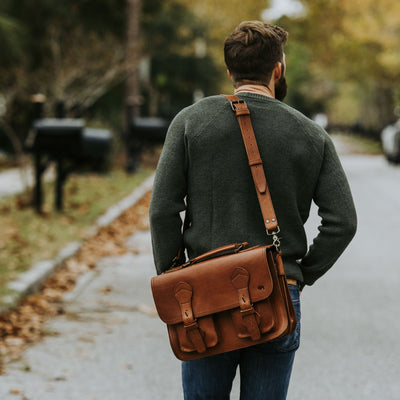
left=151, top=95, right=297, bottom=361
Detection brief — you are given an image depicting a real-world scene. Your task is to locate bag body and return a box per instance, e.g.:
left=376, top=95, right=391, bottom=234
left=151, top=243, right=296, bottom=361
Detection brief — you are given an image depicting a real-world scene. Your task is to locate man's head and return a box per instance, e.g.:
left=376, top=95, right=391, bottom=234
left=224, top=21, right=288, bottom=98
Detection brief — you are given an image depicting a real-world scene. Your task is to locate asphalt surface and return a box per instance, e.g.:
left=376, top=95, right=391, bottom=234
left=1, top=145, right=400, bottom=399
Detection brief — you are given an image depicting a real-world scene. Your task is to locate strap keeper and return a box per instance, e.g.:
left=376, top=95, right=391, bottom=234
left=248, top=158, right=263, bottom=166
left=184, top=320, right=200, bottom=330
left=240, top=306, right=256, bottom=316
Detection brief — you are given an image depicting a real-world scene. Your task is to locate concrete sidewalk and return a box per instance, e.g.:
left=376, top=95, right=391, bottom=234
left=0, top=165, right=54, bottom=199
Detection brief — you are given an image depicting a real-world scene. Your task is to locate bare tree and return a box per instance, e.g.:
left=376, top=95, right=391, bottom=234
left=125, top=0, right=142, bottom=123
left=43, top=25, right=127, bottom=114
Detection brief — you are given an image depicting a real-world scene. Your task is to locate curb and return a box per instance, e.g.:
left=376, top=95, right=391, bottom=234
left=0, top=173, right=155, bottom=314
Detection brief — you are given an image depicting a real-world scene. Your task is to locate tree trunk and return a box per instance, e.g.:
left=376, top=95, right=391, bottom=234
left=126, top=0, right=142, bottom=127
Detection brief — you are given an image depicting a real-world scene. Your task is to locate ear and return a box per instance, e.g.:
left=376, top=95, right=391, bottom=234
left=273, top=62, right=282, bottom=81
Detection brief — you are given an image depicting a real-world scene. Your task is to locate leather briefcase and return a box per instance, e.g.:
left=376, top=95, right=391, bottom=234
left=151, top=96, right=297, bottom=360
left=151, top=242, right=296, bottom=361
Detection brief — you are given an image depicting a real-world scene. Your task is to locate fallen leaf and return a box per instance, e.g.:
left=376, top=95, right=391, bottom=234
left=0, top=191, right=151, bottom=363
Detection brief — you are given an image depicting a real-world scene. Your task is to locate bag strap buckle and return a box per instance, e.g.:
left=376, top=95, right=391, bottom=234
left=230, top=99, right=245, bottom=112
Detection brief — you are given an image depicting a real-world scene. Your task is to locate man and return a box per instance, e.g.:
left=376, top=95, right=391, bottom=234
left=150, top=21, right=357, bottom=400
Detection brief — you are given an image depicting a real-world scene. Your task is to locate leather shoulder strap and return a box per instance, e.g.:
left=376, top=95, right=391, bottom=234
left=221, top=94, right=279, bottom=234
left=170, top=94, right=281, bottom=268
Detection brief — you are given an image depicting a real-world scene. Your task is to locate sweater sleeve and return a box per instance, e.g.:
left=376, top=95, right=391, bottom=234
left=149, top=114, right=187, bottom=274
left=299, top=135, right=357, bottom=287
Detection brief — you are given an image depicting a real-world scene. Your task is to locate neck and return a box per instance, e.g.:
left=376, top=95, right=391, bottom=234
left=234, top=84, right=274, bottom=98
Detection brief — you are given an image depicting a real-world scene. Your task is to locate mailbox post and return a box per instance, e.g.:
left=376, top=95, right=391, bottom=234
left=33, top=151, right=46, bottom=213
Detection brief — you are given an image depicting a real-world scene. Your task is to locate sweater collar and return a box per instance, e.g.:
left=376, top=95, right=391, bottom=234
left=234, top=84, right=274, bottom=98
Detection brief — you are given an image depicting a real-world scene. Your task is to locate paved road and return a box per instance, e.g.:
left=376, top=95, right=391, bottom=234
left=290, top=154, right=400, bottom=400
left=1, top=151, right=400, bottom=399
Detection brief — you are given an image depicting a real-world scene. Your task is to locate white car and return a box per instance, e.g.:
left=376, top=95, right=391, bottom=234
left=381, top=119, right=400, bottom=163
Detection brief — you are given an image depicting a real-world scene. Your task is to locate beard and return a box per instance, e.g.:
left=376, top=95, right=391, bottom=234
left=275, top=75, right=287, bottom=101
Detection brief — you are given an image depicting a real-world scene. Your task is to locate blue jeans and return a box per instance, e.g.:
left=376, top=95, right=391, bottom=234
left=182, top=284, right=301, bottom=400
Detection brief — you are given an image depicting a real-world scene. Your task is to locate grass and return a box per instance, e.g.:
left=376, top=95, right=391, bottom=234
left=0, top=150, right=158, bottom=291
left=330, top=132, right=382, bottom=155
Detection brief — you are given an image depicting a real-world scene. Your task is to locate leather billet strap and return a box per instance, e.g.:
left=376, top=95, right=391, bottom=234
left=222, top=95, right=279, bottom=234
left=231, top=267, right=261, bottom=340
left=175, top=282, right=207, bottom=353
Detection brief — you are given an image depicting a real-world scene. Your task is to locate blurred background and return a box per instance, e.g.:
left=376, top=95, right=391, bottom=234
left=1, top=0, right=399, bottom=162
left=0, top=1, right=399, bottom=397
left=1, top=0, right=398, bottom=336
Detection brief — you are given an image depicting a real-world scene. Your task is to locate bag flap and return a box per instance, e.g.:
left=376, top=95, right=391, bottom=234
left=151, top=246, right=275, bottom=324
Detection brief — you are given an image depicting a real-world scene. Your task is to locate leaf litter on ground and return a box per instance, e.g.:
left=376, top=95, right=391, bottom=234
left=0, top=190, right=152, bottom=372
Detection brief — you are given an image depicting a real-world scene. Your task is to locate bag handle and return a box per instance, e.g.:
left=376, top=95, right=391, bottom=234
left=181, top=242, right=248, bottom=267
left=221, top=95, right=281, bottom=247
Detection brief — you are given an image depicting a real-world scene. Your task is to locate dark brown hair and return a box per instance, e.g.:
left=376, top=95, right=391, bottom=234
left=224, top=21, right=288, bottom=84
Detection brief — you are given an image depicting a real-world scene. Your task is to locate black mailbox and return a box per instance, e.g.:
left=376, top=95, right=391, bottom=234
left=26, top=118, right=113, bottom=213
left=29, top=119, right=84, bottom=156
left=82, top=128, right=113, bottom=158
left=126, top=117, right=169, bottom=172
left=27, top=119, right=112, bottom=159
left=131, top=117, right=169, bottom=142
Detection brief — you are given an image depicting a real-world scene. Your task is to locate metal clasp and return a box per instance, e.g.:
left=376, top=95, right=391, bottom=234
left=234, top=243, right=246, bottom=253
left=266, top=226, right=281, bottom=250
left=230, top=99, right=245, bottom=112
left=272, top=234, right=281, bottom=250
left=266, top=226, right=280, bottom=236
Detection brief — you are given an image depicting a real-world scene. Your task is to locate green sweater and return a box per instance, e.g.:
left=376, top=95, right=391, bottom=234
left=149, top=93, right=357, bottom=286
